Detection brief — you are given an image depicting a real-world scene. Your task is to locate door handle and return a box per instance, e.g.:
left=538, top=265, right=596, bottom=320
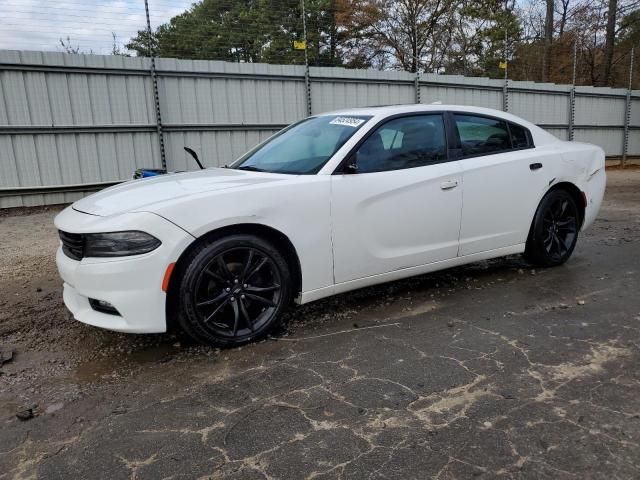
left=530, top=162, right=543, bottom=170
left=440, top=180, right=458, bottom=190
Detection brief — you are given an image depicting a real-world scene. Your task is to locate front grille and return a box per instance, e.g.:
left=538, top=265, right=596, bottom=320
left=59, top=230, right=84, bottom=260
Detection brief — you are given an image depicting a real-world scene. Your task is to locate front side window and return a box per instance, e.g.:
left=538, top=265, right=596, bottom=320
left=454, top=114, right=511, bottom=156
left=353, top=114, right=447, bottom=173
left=231, top=115, right=371, bottom=174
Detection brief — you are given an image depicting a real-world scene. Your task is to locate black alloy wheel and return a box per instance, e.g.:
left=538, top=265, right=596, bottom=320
left=525, top=189, right=580, bottom=267
left=175, top=235, right=292, bottom=346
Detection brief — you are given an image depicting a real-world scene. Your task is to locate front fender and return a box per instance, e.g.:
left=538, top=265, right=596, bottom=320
left=147, top=176, right=334, bottom=295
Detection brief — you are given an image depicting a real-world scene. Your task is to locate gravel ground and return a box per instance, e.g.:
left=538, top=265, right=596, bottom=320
left=1, top=168, right=639, bottom=479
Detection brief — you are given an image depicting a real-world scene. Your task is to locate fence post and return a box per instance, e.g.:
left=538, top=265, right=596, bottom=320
left=144, top=0, right=166, bottom=170
left=568, top=42, right=577, bottom=141
left=503, top=79, right=509, bottom=112
left=414, top=72, right=421, bottom=104
left=502, top=21, right=508, bottom=112
left=622, top=47, right=634, bottom=167
left=301, top=0, right=312, bottom=116
left=304, top=68, right=312, bottom=116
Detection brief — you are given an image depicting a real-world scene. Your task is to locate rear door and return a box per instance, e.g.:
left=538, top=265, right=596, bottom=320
left=451, top=113, right=551, bottom=256
left=330, top=113, right=463, bottom=284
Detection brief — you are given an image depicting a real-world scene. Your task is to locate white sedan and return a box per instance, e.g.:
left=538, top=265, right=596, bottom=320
left=54, top=105, right=606, bottom=346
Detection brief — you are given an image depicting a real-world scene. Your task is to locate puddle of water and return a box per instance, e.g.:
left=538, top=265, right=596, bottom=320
left=74, top=343, right=179, bottom=383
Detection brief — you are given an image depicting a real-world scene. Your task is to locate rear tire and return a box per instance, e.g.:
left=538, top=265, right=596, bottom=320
left=524, top=189, right=579, bottom=267
left=174, top=234, right=292, bottom=347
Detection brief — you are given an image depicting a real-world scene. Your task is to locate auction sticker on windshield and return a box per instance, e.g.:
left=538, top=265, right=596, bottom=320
left=329, top=117, right=366, bottom=127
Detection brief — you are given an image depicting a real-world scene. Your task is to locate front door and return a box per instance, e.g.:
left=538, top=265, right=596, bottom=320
left=330, top=113, right=463, bottom=284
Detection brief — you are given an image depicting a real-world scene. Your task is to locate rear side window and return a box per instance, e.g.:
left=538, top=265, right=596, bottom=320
left=453, top=114, right=511, bottom=156
left=509, top=122, right=531, bottom=149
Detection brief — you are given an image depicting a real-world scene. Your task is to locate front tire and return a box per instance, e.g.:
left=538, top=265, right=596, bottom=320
left=175, top=234, right=292, bottom=347
left=524, top=189, right=580, bottom=267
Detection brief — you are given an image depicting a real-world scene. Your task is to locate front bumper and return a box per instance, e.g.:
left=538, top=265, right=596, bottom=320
left=54, top=207, right=194, bottom=333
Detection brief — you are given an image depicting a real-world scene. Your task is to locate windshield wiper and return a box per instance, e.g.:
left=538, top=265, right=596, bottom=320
left=236, top=165, right=266, bottom=172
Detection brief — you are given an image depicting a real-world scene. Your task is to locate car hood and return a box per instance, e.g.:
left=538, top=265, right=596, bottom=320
left=73, top=168, right=293, bottom=217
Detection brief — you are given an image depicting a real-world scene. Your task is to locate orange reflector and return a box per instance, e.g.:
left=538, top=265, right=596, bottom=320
left=162, top=262, right=176, bottom=292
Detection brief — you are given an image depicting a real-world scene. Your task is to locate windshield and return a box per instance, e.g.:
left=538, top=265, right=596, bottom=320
left=230, top=115, right=371, bottom=174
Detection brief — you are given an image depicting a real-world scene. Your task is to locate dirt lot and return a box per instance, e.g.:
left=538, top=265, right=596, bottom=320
left=1, top=169, right=639, bottom=479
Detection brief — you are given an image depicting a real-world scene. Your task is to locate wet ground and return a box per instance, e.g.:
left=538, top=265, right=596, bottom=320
left=1, top=169, right=639, bottom=479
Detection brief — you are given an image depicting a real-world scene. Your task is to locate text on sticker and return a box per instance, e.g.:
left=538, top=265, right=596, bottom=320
left=329, top=117, right=365, bottom=127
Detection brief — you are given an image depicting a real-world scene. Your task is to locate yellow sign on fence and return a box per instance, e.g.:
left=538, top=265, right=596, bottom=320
left=293, top=40, right=306, bottom=50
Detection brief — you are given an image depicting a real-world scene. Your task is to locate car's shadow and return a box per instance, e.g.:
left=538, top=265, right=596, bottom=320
left=70, top=254, right=539, bottom=382
left=273, top=254, right=535, bottom=338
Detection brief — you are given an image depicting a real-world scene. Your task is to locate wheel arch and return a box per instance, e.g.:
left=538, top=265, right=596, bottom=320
left=547, top=181, right=586, bottom=228
left=527, top=181, right=586, bottom=246
left=165, top=223, right=303, bottom=330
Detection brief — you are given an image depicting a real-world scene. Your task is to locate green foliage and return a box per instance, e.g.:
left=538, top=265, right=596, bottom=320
left=618, top=10, right=640, bottom=48
left=123, top=0, right=637, bottom=87
left=443, top=0, right=522, bottom=78
left=126, top=0, right=342, bottom=65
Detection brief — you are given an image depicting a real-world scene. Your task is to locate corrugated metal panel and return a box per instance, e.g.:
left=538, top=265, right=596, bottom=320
left=574, top=92, right=627, bottom=126
left=0, top=191, right=86, bottom=209
left=310, top=66, right=415, bottom=113
left=628, top=132, right=640, bottom=156
left=543, top=128, right=569, bottom=141
left=0, top=50, right=637, bottom=207
left=0, top=132, right=159, bottom=181
left=0, top=51, right=161, bottom=207
left=574, top=128, right=625, bottom=156
left=311, top=81, right=414, bottom=112
left=630, top=97, right=640, bottom=127
left=510, top=91, right=570, bottom=124
left=0, top=135, right=21, bottom=187
left=158, top=76, right=305, bottom=125
left=164, top=129, right=280, bottom=171
left=157, top=59, right=304, bottom=172
left=420, top=85, right=503, bottom=110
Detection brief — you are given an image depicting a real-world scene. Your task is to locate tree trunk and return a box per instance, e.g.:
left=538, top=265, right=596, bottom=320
left=411, top=13, right=418, bottom=73
left=543, top=0, right=554, bottom=82
left=559, top=0, right=570, bottom=37
left=329, top=2, right=337, bottom=66
left=599, top=0, right=617, bottom=86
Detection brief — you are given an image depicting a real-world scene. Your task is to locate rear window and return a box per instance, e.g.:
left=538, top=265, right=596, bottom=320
left=453, top=114, right=511, bottom=156
left=509, top=122, right=532, bottom=149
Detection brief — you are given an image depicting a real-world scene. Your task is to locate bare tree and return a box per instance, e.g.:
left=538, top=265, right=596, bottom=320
left=598, top=0, right=618, bottom=85
left=349, top=0, right=459, bottom=72
left=557, top=0, right=571, bottom=36
left=59, top=36, right=82, bottom=55
left=110, top=33, right=130, bottom=56
left=543, top=0, right=554, bottom=81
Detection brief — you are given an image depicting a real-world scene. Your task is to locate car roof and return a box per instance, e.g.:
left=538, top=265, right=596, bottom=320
left=318, top=104, right=559, bottom=145
left=320, top=103, right=509, bottom=119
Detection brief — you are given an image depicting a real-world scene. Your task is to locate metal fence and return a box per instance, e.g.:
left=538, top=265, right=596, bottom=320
left=0, top=49, right=639, bottom=208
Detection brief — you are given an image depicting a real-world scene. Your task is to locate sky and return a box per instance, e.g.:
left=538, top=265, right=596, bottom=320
left=1, top=0, right=188, bottom=54
left=2, top=0, right=536, bottom=56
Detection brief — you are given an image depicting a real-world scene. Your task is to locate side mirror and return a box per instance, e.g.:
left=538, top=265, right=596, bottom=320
left=344, top=154, right=358, bottom=174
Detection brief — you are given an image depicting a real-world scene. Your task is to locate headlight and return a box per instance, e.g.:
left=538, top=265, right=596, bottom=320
left=84, top=231, right=161, bottom=257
